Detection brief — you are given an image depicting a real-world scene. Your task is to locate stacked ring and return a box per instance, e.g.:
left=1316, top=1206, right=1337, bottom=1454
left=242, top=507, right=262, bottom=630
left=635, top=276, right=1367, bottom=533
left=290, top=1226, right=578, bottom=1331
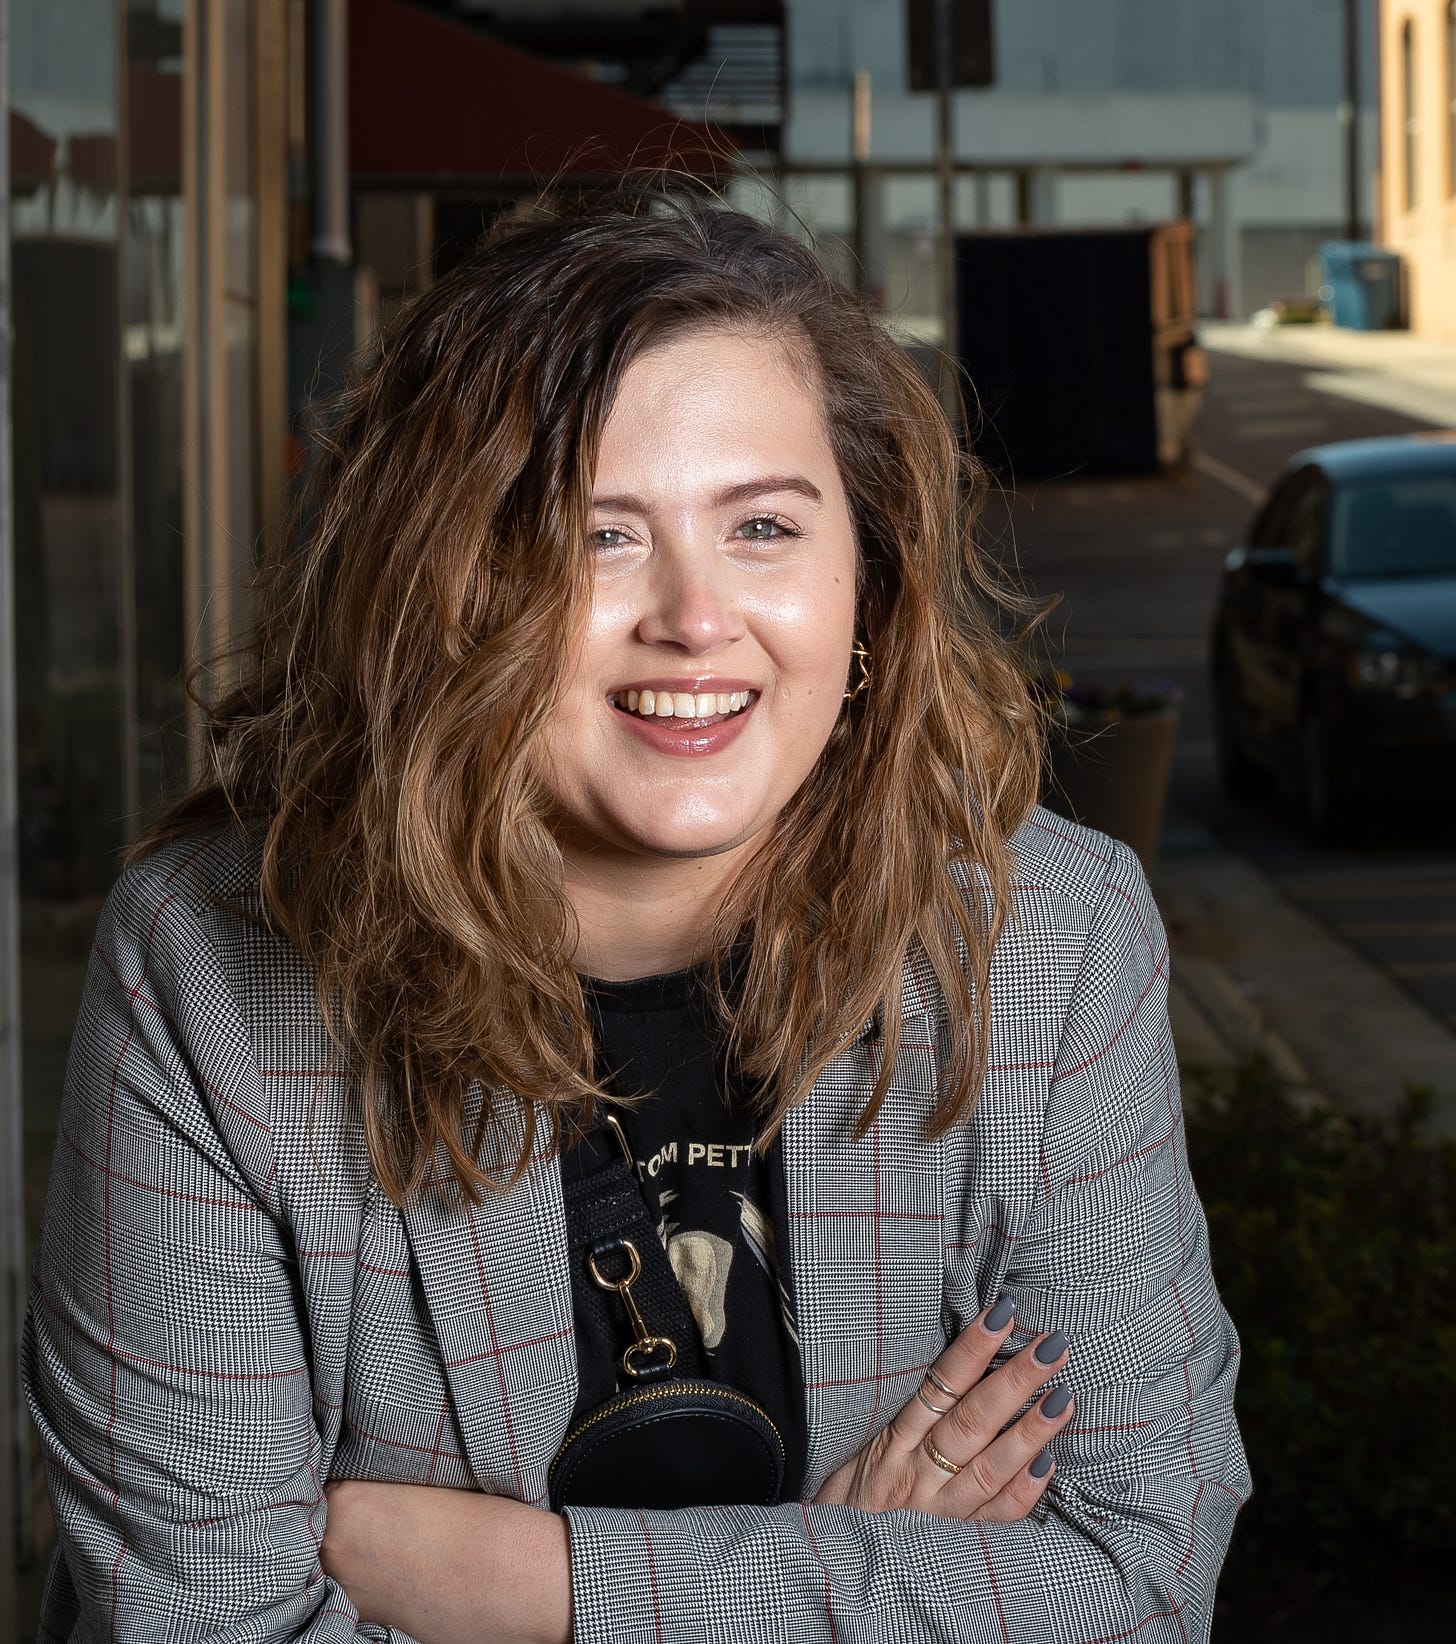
left=925, top=1368, right=963, bottom=1400
left=915, top=1386, right=953, bottom=1417
left=922, top=1434, right=963, bottom=1476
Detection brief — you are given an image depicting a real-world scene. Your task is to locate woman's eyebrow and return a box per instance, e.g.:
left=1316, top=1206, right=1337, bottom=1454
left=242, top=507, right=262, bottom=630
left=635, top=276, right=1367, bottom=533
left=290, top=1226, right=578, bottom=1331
left=715, top=475, right=824, bottom=508
left=591, top=475, right=824, bottom=513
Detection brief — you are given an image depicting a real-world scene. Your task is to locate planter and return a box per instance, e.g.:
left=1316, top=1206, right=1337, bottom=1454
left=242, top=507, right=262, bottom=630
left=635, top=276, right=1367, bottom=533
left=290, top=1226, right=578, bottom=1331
left=1044, top=704, right=1182, bottom=873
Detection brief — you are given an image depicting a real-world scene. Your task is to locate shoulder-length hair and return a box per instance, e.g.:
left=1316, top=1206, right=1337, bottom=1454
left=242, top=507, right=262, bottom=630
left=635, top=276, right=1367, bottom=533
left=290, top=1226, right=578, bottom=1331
left=132, top=184, right=1043, bottom=1204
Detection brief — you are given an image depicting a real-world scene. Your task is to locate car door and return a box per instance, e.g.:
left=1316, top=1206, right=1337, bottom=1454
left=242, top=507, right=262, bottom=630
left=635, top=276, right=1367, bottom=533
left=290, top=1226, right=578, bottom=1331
left=1262, top=469, right=1329, bottom=734
left=1227, top=469, right=1308, bottom=741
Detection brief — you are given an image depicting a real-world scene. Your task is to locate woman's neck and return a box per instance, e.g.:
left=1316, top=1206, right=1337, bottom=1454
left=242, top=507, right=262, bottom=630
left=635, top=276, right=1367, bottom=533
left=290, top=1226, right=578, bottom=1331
left=561, top=844, right=748, bottom=981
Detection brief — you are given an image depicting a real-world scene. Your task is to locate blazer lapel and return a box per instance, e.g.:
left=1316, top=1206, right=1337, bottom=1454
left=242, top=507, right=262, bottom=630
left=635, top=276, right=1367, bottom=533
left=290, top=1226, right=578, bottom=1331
left=401, top=1104, right=577, bottom=1507
left=784, top=965, right=950, bottom=1495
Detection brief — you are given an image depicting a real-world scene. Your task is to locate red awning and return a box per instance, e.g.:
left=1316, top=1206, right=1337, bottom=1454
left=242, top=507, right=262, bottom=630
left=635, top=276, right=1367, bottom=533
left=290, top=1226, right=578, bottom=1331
left=63, top=68, right=183, bottom=196
left=10, top=109, right=58, bottom=194
left=350, top=0, right=734, bottom=187
left=128, top=66, right=184, bottom=194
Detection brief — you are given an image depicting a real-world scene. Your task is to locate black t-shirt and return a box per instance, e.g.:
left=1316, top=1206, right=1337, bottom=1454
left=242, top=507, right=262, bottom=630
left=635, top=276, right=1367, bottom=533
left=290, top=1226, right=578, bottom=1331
left=561, top=965, right=808, bottom=1499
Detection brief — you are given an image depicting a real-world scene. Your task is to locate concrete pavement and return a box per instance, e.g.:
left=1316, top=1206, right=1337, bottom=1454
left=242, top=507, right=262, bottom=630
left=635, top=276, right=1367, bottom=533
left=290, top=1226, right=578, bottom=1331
left=1155, top=811, right=1456, bottom=1136
left=1200, top=319, right=1456, bottom=430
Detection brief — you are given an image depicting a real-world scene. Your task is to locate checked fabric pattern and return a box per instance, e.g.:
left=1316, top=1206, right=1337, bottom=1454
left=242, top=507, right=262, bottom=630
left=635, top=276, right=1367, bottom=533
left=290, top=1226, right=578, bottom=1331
left=23, top=807, right=1248, bottom=1642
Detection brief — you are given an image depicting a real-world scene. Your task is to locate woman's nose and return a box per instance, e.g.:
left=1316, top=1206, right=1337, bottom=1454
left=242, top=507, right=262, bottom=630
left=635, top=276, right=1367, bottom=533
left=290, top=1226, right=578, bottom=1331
left=636, top=546, right=747, bottom=652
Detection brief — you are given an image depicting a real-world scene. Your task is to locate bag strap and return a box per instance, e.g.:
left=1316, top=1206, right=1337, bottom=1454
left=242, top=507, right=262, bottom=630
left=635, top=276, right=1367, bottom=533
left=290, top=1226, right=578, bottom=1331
left=560, top=1108, right=708, bottom=1408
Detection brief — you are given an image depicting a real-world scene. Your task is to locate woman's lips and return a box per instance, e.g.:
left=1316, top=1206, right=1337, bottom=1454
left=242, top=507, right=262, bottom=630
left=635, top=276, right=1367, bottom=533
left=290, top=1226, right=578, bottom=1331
left=611, top=692, right=757, bottom=756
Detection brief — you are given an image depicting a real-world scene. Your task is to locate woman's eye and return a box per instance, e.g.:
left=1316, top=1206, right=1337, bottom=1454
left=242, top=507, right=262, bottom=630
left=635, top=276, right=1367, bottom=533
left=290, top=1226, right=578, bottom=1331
left=736, top=516, right=797, bottom=541
left=589, top=527, right=632, bottom=549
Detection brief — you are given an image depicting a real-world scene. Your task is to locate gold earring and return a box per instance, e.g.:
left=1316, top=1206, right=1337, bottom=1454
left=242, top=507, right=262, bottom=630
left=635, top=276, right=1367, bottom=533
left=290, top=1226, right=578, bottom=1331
left=843, top=642, right=872, bottom=703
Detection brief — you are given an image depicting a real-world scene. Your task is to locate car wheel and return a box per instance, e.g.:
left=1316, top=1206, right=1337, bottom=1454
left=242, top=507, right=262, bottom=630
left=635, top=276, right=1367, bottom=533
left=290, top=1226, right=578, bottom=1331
left=1212, top=652, right=1264, bottom=801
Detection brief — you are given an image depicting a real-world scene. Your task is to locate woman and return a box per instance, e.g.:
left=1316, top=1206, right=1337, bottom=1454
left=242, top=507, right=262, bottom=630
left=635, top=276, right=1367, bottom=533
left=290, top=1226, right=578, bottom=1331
left=24, top=188, right=1247, bottom=1643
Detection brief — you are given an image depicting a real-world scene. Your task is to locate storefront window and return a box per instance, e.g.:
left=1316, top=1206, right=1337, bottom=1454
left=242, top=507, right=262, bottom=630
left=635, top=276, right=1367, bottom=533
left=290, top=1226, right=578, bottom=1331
left=6, top=3, right=279, bottom=1628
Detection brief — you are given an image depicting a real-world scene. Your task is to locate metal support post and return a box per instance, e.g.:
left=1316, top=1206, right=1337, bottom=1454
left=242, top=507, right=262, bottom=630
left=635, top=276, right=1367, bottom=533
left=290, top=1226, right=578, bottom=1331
left=306, top=0, right=351, bottom=266
left=1341, top=0, right=1361, bottom=242
left=851, top=69, right=872, bottom=297
left=934, top=0, right=960, bottom=428
left=1208, top=164, right=1238, bottom=320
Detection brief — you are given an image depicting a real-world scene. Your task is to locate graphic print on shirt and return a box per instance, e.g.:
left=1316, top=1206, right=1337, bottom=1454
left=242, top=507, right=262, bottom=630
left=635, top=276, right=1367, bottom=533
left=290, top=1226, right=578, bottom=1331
left=646, top=1154, right=797, bottom=1356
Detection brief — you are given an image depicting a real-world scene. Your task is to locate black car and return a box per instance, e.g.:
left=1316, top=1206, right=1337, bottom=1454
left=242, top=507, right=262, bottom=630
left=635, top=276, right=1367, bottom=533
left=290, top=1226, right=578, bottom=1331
left=1210, top=434, right=1456, bottom=837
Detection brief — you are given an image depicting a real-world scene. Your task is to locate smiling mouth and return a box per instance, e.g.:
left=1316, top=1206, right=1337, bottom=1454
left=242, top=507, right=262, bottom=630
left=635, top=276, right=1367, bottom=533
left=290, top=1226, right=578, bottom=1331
left=610, top=689, right=757, bottom=726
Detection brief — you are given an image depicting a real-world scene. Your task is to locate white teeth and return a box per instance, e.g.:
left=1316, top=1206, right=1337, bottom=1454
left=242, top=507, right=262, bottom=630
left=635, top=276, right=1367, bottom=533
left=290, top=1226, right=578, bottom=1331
left=620, top=688, right=753, bottom=719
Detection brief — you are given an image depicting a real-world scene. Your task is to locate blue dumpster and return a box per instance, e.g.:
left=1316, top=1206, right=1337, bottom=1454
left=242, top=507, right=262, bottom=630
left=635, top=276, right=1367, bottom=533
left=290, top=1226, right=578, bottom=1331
left=1318, top=242, right=1404, bottom=330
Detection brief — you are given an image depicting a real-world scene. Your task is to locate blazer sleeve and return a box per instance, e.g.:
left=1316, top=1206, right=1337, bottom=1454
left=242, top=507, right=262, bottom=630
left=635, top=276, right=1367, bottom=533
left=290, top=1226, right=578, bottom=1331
left=22, top=852, right=418, bottom=1643
left=562, top=843, right=1250, bottom=1644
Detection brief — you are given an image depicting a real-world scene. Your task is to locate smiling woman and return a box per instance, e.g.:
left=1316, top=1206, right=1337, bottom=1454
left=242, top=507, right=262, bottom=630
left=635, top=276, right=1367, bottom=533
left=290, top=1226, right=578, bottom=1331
left=537, top=329, right=858, bottom=976
left=22, top=185, right=1248, bottom=1644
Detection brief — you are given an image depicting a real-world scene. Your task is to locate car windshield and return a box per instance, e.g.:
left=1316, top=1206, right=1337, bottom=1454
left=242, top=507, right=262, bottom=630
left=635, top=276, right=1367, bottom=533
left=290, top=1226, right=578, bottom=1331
left=1328, top=473, right=1456, bottom=578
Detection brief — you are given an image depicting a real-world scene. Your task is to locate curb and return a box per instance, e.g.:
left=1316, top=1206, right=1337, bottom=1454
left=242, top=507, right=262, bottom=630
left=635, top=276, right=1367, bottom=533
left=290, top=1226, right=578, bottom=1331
left=1153, top=816, right=1456, bottom=1137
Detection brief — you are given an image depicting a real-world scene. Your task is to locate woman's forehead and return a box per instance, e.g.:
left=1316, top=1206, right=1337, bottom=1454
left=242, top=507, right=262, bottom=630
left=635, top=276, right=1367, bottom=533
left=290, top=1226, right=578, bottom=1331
left=591, top=333, right=841, bottom=505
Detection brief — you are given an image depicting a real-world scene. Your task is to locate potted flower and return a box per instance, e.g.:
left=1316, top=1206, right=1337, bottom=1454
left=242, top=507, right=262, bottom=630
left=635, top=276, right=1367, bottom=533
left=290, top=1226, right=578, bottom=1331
left=1035, top=673, right=1184, bottom=872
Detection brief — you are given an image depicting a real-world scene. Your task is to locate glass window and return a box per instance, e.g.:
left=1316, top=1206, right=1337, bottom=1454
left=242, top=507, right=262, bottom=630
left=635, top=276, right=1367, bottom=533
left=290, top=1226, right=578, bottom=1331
left=8, top=5, right=126, bottom=1629
left=1329, top=474, right=1456, bottom=579
left=1285, top=477, right=1328, bottom=575
left=1251, top=472, right=1302, bottom=547
left=6, top=2, right=280, bottom=1628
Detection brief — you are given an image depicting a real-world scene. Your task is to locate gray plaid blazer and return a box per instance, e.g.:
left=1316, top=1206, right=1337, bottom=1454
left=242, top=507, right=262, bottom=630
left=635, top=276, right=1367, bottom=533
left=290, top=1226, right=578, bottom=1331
left=24, top=807, right=1248, bottom=1643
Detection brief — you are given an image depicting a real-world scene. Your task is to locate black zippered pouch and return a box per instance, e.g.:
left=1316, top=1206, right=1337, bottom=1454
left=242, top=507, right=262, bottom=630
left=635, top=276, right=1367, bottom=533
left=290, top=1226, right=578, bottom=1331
left=549, top=1376, right=784, bottom=1511
left=549, top=1113, right=786, bottom=1512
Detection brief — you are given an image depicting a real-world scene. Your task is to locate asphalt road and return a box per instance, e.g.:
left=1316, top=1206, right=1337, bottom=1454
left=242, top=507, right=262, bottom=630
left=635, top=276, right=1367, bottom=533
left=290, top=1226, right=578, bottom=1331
left=991, top=344, right=1456, bottom=1038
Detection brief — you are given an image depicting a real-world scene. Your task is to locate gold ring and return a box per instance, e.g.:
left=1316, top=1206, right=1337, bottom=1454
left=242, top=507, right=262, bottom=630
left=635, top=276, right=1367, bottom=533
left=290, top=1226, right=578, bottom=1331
left=925, top=1368, right=965, bottom=1401
left=922, top=1434, right=963, bottom=1476
left=915, top=1386, right=953, bottom=1417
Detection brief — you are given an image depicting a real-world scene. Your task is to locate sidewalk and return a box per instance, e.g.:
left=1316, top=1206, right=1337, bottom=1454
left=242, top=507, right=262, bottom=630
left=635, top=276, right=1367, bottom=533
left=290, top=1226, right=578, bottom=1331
left=1200, top=319, right=1456, bottom=429
left=1155, top=810, right=1456, bottom=1137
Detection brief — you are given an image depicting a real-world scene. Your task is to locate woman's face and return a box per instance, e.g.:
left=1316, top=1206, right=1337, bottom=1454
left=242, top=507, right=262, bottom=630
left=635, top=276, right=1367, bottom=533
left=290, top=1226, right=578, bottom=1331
left=532, top=327, right=859, bottom=873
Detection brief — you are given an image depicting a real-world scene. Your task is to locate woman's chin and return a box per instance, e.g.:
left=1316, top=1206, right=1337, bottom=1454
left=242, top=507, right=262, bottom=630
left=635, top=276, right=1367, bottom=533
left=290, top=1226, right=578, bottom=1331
left=580, top=804, right=768, bottom=864
left=622, top=822, right=759, bottom=863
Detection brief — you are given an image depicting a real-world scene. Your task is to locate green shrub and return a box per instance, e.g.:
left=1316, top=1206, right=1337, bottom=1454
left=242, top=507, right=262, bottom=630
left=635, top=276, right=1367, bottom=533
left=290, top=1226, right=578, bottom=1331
left=1182, top=1056, right=1456, bottom=1638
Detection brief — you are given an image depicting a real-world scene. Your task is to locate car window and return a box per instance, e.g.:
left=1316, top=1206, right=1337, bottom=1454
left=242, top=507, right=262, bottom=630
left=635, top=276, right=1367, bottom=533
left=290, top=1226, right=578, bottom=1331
left=1252, top=469, right=1324, bottom=569
left=1329, top=474, right=1456, bottom=578
left=1250, top=476, right=1296, bottom=547
left=1286, top=476, right=1328, bottom=573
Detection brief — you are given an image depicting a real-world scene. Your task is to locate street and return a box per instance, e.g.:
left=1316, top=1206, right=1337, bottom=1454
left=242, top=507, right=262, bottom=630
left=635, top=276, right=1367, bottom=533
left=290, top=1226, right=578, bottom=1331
left=990, top=341, right=1456, bottom=1037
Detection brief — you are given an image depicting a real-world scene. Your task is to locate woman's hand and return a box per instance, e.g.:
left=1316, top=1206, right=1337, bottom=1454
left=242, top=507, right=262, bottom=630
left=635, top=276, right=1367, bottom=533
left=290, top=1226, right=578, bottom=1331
left=812, top=1301, right=1074, bottom=1521
left=322, top=1479, right=571, bottom=1644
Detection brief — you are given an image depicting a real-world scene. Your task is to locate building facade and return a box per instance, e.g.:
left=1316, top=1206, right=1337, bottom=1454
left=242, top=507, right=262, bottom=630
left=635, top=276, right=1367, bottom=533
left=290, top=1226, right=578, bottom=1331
left=1379, top=0, right=1456, bottom=339
left=780, top=0, right=1378, bottom=328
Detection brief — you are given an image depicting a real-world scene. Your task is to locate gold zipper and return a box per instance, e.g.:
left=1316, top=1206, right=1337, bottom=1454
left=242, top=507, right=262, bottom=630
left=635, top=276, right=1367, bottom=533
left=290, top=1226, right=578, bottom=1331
left=550, top=1381, right=784, bottom=1481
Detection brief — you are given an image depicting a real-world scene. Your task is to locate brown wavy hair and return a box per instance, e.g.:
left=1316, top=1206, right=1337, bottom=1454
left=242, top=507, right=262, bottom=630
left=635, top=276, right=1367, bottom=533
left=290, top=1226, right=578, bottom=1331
left=131, top=184, right=1044, bottom=1204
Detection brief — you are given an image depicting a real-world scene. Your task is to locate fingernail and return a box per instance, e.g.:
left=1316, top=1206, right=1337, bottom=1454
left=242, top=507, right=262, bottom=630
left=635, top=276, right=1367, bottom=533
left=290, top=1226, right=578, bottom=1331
left=983, top=1297, right=1016, bottom=1332
left=1041, top=1386, right=1073, bottom=1419
left=1030, top=1448, right=1054, bottom=1479
left=1034, top=1330, right=1069, bottom=1365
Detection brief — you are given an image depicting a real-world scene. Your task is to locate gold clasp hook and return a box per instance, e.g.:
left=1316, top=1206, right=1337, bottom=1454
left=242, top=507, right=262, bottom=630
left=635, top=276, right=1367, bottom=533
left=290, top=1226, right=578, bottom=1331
left=587, top=1238, right=678, bottom=1379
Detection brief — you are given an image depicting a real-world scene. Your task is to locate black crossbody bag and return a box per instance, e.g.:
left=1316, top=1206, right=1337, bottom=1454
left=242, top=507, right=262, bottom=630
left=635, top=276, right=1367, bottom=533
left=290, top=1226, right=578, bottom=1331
left=548, top=1111, right=787, bottom=1512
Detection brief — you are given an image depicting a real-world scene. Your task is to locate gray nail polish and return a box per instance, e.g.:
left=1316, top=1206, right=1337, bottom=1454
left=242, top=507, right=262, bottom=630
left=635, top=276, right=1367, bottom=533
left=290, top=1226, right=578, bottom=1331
left=1034, top=1329, right=1070, bottom=1364
left=984, top=1297, right=1016, bottom=1332
left=1041, top=1386, right=1073, bottom=1419
left=1030, top=1448, right=1054, bottom=1479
